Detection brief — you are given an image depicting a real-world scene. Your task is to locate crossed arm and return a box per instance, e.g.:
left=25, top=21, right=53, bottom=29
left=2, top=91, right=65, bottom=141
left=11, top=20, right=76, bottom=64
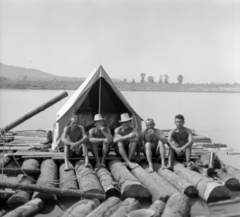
left=113, top=128, right=139, bottom=143
left=89, top=127, right=113, bottom=144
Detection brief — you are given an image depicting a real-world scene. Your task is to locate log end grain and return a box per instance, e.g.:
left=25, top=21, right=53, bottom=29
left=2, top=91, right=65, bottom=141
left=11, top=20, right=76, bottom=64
left=225, top=178, right=240, bottom=191
left=184, top=186, right=198, bottom=198
left=206, top=184, right=232, bottom=203
left=121, top=182, right=150, bottom=199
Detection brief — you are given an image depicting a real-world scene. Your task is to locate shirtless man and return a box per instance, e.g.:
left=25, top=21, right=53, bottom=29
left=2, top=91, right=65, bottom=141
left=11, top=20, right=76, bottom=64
left=61, top=116, right=89, bottom=171
left=141, top=119, right=168, bottom=172
left=89, top=114, right=113, bottom=169
left=114, top=113, right=140, bottom=169
left=168, top=114, right=194, bottom=169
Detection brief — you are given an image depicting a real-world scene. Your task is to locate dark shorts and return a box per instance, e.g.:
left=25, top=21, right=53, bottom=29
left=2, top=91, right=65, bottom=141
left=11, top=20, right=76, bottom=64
left=173, top=148, right=186, bottom=162
left=61, top=145, right=83, bottom=157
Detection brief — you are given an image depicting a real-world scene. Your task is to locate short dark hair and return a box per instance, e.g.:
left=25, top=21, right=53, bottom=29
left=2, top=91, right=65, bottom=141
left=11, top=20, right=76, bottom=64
left=145, top=118, right=154, bottom=123
left=175, top=114, right=184, bottom=121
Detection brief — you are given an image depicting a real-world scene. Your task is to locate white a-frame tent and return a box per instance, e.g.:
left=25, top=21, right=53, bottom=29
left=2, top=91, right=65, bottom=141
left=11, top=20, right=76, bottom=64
left=52, top=65, right=143, bottom=150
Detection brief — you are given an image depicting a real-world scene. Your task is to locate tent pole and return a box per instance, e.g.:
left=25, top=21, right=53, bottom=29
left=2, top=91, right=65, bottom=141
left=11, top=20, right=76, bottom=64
left=98, top=78, right=101, bottom=114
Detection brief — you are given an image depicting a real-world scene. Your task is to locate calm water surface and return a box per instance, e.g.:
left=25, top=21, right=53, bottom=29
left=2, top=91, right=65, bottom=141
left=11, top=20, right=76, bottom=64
left=0, top=89, right=240, bottom=216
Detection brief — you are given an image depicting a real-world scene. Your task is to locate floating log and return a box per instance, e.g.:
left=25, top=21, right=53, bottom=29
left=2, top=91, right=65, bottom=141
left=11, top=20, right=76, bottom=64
left=33, top=159, right=58, bottom=201
left=3, top=198, right=44, bottom=217
left=59, top=162, right=78, bottom=190
left=173, top=161, right=231, bottom=202
left=60, top=199, right=100, bottom=217
left=141, top=163, right=179, bottom=196
left=75, top=160, right=104, bottom=196
left=223, top=163, right=240, bottom=183
left=0, top=168, right=41, bottom=176
left=0, top=91, right=68, bottom=134
left=97, top=167, right=120, bottom=199
left=86, top=196, right=121, bottom=217
left=6, top=159, right=40, bottom=206
left=153, top=162, right=198, bottom=197
left=110, top=198, right=141, bottom=217
left=0, top=156, right=12, bottom=168
left=215, top=169, right=240, bottom=190
left=108, top=160, right=150, bottom=199
left=0, top=181, right=105, bottom=199
left=130, top=164, right=169, bottom=202
left=149, top=200, right=165, bottom=217
left=161, top=193, right=191, bottom=217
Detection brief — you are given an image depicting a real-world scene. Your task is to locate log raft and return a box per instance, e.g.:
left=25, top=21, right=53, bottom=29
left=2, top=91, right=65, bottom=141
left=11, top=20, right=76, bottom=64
left=215, top=169, right=240, bottom=190
left=149, top=200, right=165, bottom=217
left=108, top=160, right=149, bottom=199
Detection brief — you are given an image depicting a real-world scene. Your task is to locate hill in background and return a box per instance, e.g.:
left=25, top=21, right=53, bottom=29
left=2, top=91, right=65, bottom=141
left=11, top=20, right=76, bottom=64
left=0, top=63, right=122, bottom=82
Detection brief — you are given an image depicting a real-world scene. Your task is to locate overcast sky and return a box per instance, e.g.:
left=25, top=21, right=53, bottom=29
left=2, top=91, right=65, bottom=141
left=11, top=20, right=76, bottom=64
left=0, top=0, right=239, bottom=83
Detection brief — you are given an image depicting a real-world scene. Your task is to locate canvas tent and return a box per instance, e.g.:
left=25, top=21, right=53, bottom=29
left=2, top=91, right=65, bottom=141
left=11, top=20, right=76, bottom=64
left=52, top=65, right=143, bottom=150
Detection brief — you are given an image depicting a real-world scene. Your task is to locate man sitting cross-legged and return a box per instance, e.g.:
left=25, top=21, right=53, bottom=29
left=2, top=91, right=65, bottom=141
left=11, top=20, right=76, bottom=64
left=61, top=115, right=89, bottom=171
left=89, top=114, right=113, bottom=169
left=168, top=114, right=194, bottom=169
left=141, top=118, right=168, bottom=172
left=114, top=113, right=140, bottom=169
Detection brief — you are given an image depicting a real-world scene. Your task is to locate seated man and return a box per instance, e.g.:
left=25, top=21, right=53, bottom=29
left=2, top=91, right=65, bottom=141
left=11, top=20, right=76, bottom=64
left=61, top=115, right=89, bottom=171
left=89, top=114, right=113, bottom=169
left=141, top=118, right=168, bottom=172
left=114, top=113, right=140, bottom=169
left=168, top=114, right=194, bottom=169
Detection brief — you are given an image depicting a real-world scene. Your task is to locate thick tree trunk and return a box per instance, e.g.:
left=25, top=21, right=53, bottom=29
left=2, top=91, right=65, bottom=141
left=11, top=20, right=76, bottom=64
left=75, top=160, right=104, bottom=195
left=173, top=161, right=231, bottom=202
left=141, top=163, right=179, bottom=196
left=153, top=162, right=198, bottom=197
left=86, top=196, right=121, bottom=217
left=6, top=159, right=39, bottom=206
left=3, top=198, right=44, bottom=217
left=161, top=193, right=191, bottom=217
left=149, top=200, right=165, bottom=217
left=130, top=164, right=169, bottom=202
left=108, top=160, right=149, bottom=199
left=224, top=163, right=240, bottom=183
left=110, top=198, right=141, bottom=217
left=215, top=169, right=240, bottom=190
left=97, top=167, right=120, bottom=198
left=60, top=199, right=100, bottom=217
left=32, top=159, right=58, bottom=201
left=59, top=162, right=78, bottom=190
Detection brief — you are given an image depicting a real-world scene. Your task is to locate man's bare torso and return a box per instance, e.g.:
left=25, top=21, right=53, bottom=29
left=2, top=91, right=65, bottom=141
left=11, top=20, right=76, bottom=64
left=66, top=126, right=83, bottom=142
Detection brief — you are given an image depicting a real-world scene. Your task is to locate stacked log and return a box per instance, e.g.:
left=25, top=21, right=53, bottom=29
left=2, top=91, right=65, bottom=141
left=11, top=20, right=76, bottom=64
left=60, top=199, right=100, bottom=217
left=173, top=161, right=231, bottom=202
left=59, top=162, right=78, bottom=190
left=216, top=169, right=240, bottom=190
left=86, top=196, right=121, bottom=217
left=108, top=160, right=149, bottom=199
left=33, top=159, right=58, bottom=201
left=97, top=167, right=120, bottom=198
left=6, top=159, right=39, bottom=206
left=130, top=164, right=169, bottom=202
left=161, top=193, right=191, bottom=217
left=140, top=163, right=179, bottom=196
left=3, top=198, right=44, bottom=217
left=153, top=162, right=198, bottom=197
left=149, top=200, right=165, bottom=217
left=75, top=160, right=104, bottom=195
left=110, top=198, right=141, bottom=217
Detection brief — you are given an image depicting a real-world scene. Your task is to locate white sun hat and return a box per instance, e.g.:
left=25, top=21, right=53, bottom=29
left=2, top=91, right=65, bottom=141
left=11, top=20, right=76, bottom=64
left=119, top=113, right=133, bottom=123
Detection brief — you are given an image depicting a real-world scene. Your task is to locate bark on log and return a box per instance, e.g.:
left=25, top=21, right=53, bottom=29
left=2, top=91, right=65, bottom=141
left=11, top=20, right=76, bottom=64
left=75, top=160, right=104, bottom=195
left=0, top=181, right=105, bottom=199
left=3, top=198, right=44, bottom=217
left=153, top=162, right=198, bottom=197
left=130, top=164, right=169, bottom=202
left=97, top=167, right=120, bottom=199
left=60, top=199, right=100, bottom=217
left=215, top=169, right=240, bottom=190
left=108, top=160, right=150, bottom=199
left=33, top=159, right=58, bottom=201
left=6, top=159, right=39, bottom=206
left=173, top=161, right=231, bottom=202
left=59, top=162, right=78, bottom=190
left=161, top=193, right=191, bottom=217
left=0, top=168, right=41, bottom=176
left=224, top=163, right=240, bottom=183
left=110, top=198, right=141, bottom=217
left=149, top=200, right=165, bottom=217
left=0, top=156, right=12, bottom=168
left=86, top=196, right=121, bottom=217
left=141, top=163, right=179, bottom=196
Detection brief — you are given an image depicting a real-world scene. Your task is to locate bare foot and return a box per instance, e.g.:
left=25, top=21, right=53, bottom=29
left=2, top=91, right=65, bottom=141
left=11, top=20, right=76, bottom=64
left=85, top=162, right=91, bottom=168
left=64, top=167, right=74, bottom=172
left=128, top=162, right=139, bottom=169
left=148, top=167, right=154, bottom=173
left=100, top=162, right=106, bottom=168
left=161, top=165, right=168, bottom=170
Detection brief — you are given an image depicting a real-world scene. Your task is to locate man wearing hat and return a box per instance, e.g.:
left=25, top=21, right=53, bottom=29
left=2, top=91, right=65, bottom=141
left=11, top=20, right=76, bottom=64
left=89, top=114, right=113, bottom=169
left=113, top=113, right=140, bottom=169
left=61, top=115, right=89, bottom=171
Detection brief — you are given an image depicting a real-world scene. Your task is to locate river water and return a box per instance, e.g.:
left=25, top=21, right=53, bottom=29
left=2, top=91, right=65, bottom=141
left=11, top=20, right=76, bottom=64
left=0, top=89, right=240, bottom=216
